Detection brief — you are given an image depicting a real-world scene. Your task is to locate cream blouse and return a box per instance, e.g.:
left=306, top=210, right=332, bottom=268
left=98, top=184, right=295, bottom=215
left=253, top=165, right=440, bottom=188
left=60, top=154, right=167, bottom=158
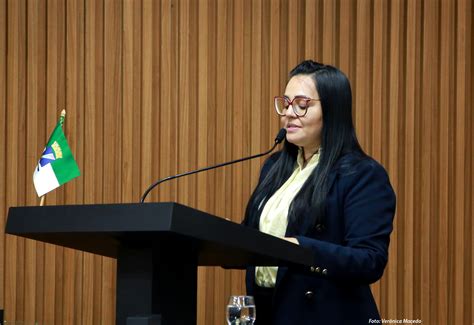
left=256, top=148, right=320, bottom=287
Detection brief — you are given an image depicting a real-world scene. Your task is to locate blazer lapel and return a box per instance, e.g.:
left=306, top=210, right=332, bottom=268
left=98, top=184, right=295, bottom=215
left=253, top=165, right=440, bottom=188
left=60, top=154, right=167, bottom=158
left=274, top=169, right=338, bottom=289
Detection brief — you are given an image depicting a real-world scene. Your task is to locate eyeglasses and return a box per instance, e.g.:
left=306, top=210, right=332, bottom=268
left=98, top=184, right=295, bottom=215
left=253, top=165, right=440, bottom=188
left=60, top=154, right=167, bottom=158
left=274, top=96, right=320, bottom=117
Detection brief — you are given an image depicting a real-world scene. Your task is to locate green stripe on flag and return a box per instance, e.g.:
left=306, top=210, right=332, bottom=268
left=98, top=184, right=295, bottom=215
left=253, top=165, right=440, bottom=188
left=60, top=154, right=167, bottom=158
left=47, top=119, right=80, bottom=185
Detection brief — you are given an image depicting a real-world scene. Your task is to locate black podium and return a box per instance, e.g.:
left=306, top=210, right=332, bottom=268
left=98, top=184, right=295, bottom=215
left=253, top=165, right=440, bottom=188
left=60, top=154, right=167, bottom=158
left=6, top=203, right=314, bottom=325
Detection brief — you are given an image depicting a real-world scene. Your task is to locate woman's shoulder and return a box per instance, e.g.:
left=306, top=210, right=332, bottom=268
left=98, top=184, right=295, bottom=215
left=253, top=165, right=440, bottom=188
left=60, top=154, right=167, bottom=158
left=334, top=151, right=396, bottom=206
left=335, top=151, right=390, bottom=180
left=260, top=150, right=391, bottom=184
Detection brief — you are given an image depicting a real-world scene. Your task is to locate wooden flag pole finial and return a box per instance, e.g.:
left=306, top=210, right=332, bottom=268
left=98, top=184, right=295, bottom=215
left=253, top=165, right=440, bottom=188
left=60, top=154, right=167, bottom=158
left=61, top=109, right=66, bottom=118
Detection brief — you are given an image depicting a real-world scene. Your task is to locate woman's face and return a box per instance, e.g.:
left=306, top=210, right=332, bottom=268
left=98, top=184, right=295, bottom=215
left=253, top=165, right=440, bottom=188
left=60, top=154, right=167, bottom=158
left=281, top=74, right=323, bottom=154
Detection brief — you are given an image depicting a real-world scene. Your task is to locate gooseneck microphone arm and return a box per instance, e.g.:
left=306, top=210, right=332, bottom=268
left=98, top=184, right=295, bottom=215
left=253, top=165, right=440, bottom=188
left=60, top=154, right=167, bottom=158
left=140, top=128, right=287, bottom=203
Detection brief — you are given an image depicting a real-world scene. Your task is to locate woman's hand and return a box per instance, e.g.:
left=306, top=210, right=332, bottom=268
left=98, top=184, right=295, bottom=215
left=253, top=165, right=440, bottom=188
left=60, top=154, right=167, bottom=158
left=284, top=237, right=300, bottom=245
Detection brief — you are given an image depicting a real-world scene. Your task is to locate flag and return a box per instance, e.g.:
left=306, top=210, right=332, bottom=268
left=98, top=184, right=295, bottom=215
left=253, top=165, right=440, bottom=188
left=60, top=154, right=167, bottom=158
left=33, top=111, right=80, bottom=197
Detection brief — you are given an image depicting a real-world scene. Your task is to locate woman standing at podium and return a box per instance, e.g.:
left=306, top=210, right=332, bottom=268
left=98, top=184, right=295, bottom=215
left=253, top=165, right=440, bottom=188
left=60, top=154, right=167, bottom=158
left=243, top=60, right=396, bottom=325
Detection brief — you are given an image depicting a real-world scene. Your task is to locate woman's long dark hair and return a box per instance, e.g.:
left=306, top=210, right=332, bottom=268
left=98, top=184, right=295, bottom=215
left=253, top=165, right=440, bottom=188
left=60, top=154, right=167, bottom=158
left=243, top=60, right=367, bottom=235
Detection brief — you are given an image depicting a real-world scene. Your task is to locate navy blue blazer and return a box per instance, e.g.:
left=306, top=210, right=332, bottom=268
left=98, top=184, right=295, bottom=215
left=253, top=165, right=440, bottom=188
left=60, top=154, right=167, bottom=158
left=245, top=152, right=396, bottom=325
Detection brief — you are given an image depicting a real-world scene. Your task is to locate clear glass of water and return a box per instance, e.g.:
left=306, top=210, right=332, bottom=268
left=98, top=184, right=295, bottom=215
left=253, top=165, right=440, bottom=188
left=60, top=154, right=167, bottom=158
left=226, top=295, right=256, bottom=325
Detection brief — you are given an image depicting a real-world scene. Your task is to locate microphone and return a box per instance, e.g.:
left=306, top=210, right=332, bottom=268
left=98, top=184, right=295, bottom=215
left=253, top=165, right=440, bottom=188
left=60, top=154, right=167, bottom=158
left=140, top=128, right=287, bottom=203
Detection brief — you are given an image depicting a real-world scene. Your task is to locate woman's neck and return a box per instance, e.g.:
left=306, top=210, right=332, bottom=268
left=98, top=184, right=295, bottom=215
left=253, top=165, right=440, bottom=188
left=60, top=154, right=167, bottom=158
left=302, top=146, right=320, bottom=162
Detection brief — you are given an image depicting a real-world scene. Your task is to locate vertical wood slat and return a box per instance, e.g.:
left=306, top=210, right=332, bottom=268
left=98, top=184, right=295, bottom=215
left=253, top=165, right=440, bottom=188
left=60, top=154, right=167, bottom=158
left=121, top=0, right=134, bottom=204
left=354, top=0, right=371, bottom=151
left=337, top=0, right=353, bottom=75
left=4, top=0, right=25, bottom=321
left=438, top=1, right=454, bottom=324
left=387, top=0, right=401, bottom=319
left=250, top=0, right=262, bottom=196
left=0, top=1, right=472, bottom=324
left=103, top=0, right=122, bottom=205
left=304, top=0, right=316, bottom=59
left=464, top=4, right=473, bottom=325
left=136, top=0, right=146, bottom=202
left=241, top=0, right=251, bottom=226
left=24, top=0, right=39, bottom=321
left=158, top=0, right=172, bottom=203
left=177, top=0, right=192, bottom=206
left=287, top=0, right=298, bottom=68
left=15, top=14, right=27, bottom=321
left=321, top=0, right=336, bottom=64
left=149, top=0, right=160, bottom=204
left=0, top=0, right=6, bottom=314
left=454, top=1, right=468, bottom=325
left=142, top=0, right=152, bottom=204
left=33, top=0, right=47, bottom=321
left=421, top=2, right=438, bottom=324
left=403, top=0, right=417, bottom=319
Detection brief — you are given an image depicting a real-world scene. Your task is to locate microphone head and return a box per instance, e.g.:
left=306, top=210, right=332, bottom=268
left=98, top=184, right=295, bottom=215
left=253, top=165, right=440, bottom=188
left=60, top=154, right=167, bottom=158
left=274, top=128, right=287, bottom=144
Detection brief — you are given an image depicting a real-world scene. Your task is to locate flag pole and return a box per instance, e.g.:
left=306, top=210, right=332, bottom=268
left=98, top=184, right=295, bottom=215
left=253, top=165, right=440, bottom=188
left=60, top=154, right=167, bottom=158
left=37, top=109, right=66, bottom=207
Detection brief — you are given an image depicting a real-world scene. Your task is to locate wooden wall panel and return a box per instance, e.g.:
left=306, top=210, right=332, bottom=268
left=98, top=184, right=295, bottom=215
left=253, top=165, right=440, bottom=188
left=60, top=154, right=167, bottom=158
left=402, top=1, right=417, bottom=318
left=0, top=0, right=5, bottom=316
left=5, top=0, right=25, bottom=321
left=0, top=0, right=472, bottom=324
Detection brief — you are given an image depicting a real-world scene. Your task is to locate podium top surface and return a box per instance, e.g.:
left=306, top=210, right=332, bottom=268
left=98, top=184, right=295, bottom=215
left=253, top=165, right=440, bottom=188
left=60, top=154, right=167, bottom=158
left=6, top=202, right=314, bottom=268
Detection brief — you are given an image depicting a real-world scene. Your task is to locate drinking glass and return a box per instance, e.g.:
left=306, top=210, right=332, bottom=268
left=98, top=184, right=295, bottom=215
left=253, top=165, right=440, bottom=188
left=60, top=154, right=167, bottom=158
left=226, top=295, right=256, bottom=325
